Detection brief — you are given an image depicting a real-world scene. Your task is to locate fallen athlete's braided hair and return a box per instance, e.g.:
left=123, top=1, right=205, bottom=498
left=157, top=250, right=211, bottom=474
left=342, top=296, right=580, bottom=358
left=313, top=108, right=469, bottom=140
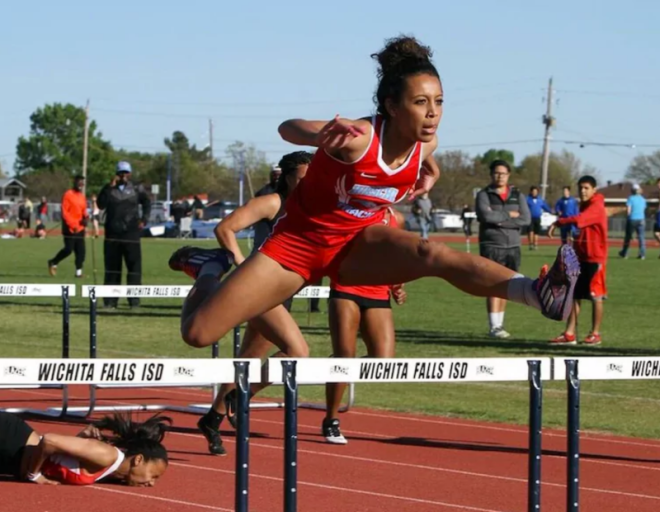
left=94, top=412, right=171, bottom=462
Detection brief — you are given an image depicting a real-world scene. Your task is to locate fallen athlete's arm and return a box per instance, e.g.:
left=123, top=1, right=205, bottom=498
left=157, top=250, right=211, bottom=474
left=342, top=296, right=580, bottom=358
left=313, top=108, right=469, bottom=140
left=214, top=194, right=282, bottom=265
left=27, top=434, right=118, bottom=480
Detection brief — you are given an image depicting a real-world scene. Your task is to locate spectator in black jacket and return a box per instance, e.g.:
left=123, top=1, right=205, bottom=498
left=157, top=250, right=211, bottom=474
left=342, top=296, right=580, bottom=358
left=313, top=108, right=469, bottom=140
left=475, top=160, right=530, bottom=339
left=97, top=161, right=151, bottom=308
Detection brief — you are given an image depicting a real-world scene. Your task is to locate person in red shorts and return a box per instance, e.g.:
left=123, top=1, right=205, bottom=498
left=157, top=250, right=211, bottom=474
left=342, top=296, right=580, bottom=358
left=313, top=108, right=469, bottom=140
left=548, top=175, right=608, bottom=345
left=324, top=207, right=407, bottom=444
left=168, top=36, right=580, bottom=414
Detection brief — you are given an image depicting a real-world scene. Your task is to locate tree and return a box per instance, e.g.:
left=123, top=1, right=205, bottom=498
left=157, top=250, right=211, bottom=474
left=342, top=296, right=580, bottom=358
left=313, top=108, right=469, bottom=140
left=20, top=170, right=72, bottom=201
left=225, top=141, right=272, bottom=198
left=14, top=103, right=115, bottom=191
left=164, top=131, right=210, bottom=162
left=430, top=151, right=486, bottom=211
left=515, top=150, right=594, bottom=200
left=479, top=149, right=515, bottom=168
left=0, top=161, right=6, bottom=178
left=625, top=151, right=660, bottom=184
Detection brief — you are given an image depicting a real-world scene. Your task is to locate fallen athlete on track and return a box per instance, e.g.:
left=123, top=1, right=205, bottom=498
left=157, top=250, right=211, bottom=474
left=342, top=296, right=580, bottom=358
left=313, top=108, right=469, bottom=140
left=0, top=411, right=169, bottom=487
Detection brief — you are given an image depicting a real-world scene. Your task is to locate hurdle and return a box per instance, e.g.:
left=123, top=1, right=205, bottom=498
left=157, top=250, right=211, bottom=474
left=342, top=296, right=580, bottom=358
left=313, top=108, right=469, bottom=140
left=269, top=357, right=550, bottom=512
left=52, top=284, right=247, bottom=418
left=0, top=283, right=75, bottom=417
left=47, top=284, right=350, bottom=418
left=0, top=356, right=260, bottom=512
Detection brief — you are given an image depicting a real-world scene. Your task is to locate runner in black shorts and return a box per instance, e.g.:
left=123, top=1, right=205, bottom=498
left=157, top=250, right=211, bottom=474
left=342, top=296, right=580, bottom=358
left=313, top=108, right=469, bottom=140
left=328, top=289, right=392, bottom=309
left=196, top=151, right=312, bottom=455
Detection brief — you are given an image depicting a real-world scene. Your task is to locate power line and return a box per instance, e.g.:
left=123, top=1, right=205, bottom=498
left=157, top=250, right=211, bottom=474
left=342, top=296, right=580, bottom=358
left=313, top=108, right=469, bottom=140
left=555, top=139, right=660, bottom=149
left=84, top=77, right=547, bottom=108
left=92, top=97, right=369, bottom=108
left=556, top=89, right=660, bottom=100
left=438, top=139, right=542, bottom=149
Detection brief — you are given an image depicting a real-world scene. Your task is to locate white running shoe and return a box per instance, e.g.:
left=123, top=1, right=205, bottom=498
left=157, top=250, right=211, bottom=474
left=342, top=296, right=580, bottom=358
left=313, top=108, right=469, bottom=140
left=489, top=326, right=511, bottom=339
left=322, top=418, right=347, bottom=445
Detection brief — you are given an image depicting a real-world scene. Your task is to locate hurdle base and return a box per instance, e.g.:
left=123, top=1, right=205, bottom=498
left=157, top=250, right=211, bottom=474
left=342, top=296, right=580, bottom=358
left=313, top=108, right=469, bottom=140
left=46, top=404, right=170, bottom=418
left=0, top=407, right=71, bottom=418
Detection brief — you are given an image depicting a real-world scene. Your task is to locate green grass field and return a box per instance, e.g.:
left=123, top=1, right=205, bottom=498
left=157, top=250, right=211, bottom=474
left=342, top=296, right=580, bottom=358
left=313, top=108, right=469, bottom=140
left=1, top=235, right=659, bottom=438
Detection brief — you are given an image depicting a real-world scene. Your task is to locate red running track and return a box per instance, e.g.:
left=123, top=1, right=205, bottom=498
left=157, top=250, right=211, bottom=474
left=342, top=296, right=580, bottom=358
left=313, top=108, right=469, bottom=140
left=2, top=385, right=660, bottom=511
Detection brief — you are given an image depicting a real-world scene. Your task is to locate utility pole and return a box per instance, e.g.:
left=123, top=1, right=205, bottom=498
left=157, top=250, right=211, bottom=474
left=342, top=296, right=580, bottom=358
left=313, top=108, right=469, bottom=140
left=81, top=99, right=90, bottom=195
left=539, top=77, right=554, bottom=200
left=166, top=153, right=172, bottom=206
left=208, top=118, right=214, bottom=161
left=239, top=151, right=245, bottom=206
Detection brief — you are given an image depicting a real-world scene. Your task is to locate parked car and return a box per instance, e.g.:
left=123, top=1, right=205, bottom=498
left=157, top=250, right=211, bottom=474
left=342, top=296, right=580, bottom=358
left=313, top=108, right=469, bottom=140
left=405, top=208, right=464, bottom=233
left=148, top=201, right=170, bottom=224
left=433, top=209, right=463, bottom=232
left=539, top=212, right=558, bottom=233
left=203, top=201, right=238, bottom=221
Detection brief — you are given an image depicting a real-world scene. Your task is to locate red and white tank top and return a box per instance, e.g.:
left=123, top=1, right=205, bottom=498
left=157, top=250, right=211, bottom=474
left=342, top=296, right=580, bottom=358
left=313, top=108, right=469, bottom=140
left=42, top=447, right=124, bottom=485
left=280, top=115, right=422, bottom=244
left=330, top=207, right=400, bottom=301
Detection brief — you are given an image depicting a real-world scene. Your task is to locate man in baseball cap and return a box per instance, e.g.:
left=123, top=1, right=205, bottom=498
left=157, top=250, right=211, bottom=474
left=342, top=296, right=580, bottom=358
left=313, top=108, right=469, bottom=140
left=117, top=161, right=132, bottom=173
left=619, top=182, right=647, bottom=259
left=96, top=161, right=151, bottom=308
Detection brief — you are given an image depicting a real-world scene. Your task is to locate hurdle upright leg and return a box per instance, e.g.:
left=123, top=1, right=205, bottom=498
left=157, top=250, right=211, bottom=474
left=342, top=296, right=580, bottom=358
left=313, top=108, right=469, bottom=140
left=234, top=361, right=250, bottom=512
left=282, top=360, right=298, bottom=512
left=233, top=325, right=241, bottom=358
left=87, top=287, right=98, bottom=417
left=60, top=285, right=71, bottom=417
left=527, top=360, right=542, bottom=512
left=566, top=360, right=580, bottom=512
left=211, top=342, right=219, bottom=400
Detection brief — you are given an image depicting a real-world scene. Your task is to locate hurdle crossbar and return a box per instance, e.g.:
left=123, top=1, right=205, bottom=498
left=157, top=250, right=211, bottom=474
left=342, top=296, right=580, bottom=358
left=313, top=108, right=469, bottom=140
left=0, top=284, right=75, bottom=418
left=269, top=357, right=551, bottom=512
left=50, top=285, right=230, bottom=418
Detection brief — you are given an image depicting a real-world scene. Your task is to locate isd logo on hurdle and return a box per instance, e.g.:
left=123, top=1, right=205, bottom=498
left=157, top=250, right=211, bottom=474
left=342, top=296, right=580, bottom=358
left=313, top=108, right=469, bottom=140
left=36, top=362, right=165, bottom=382
left=359, top=361, right=470, bottom=381
left=329, top=365, right=349, bottom=376
left=476, top=365, right=495, bottom=376
left=173, top=366, right=195, bottom=377
left=606, top=363, right=623, bottom=374
left=4, top=366, right=27, bottom=377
